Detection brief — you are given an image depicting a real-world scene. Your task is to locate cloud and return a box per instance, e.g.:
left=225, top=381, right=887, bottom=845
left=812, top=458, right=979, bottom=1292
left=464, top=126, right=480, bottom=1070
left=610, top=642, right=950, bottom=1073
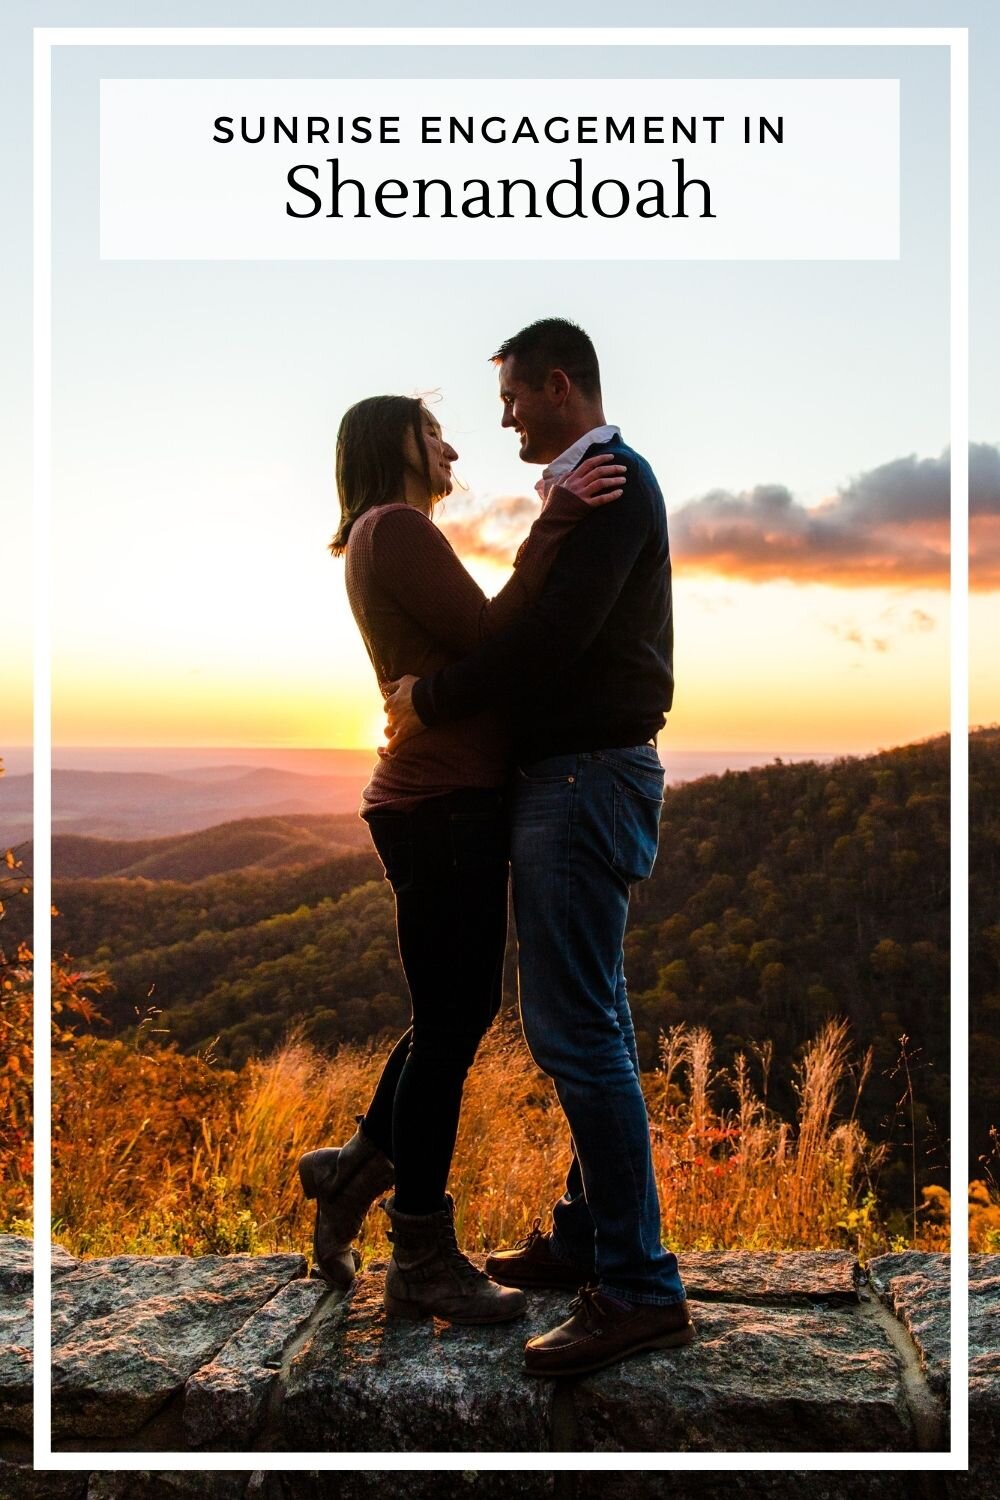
left=669, top=442, right=1000, bottom=591
left=688, top=590, right=736, bottom=614
left=826, top=604, right=939, bottom=655
left=437, top=493, right=539, bottom=563
left=827, top=622, right=891, bottom=653
left=906, top=608, right=937, bottom=632
left=437, top=443, right=1000, bottom=591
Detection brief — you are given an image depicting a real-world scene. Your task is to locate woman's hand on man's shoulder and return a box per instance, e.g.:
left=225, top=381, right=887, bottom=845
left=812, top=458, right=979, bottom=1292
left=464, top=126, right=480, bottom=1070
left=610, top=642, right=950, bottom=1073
left=557, top=454, right=627, bottom=509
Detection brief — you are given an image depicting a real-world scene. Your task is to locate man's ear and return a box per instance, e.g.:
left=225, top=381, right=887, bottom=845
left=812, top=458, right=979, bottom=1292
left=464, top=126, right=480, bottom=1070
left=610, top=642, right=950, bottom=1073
left=546, top=367, right=572, bottom=407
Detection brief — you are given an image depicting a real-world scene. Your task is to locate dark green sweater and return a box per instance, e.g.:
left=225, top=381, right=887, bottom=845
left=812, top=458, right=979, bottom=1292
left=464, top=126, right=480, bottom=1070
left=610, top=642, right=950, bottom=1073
left=412, top=435, right=674, bottom=762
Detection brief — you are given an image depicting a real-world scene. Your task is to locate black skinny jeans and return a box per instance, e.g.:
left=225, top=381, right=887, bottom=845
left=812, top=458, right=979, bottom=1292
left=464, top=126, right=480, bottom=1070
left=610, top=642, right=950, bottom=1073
left=359, top=787, right=509, bottom=1214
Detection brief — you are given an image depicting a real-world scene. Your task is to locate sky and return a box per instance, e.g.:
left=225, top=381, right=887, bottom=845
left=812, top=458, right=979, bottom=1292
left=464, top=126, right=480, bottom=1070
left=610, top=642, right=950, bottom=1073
left=1, top=2, right=997, bottom=762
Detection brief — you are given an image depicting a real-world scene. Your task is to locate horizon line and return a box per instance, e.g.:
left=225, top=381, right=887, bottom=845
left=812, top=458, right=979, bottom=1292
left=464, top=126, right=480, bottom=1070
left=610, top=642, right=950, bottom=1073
left=12, top=728, right=968, bottom=751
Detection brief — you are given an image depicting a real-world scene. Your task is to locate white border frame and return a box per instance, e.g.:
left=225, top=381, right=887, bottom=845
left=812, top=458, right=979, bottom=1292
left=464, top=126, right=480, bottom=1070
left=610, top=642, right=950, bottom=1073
left=32, top=23, right=970, bottom=1474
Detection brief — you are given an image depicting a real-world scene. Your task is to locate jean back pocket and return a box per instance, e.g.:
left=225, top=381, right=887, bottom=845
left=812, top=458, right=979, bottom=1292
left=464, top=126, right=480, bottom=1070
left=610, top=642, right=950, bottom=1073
left=612, top=782, right=662, bottom=883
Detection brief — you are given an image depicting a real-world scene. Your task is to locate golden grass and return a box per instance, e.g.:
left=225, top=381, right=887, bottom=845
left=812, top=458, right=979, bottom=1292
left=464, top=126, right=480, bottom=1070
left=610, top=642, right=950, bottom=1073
left=969, top=1128, right=1000, bottom=1251
left=42, top=1013, right=949, bottom=1263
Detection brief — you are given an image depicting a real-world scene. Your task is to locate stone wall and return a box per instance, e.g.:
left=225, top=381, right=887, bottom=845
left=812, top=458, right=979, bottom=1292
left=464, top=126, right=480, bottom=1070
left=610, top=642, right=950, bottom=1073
left=0, top=1237, right=996, bottom=1498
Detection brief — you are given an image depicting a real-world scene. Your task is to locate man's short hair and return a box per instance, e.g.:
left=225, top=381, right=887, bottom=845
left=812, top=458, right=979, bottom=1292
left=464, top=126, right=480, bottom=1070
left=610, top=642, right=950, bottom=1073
left=491, top=317, right=601, bottom=398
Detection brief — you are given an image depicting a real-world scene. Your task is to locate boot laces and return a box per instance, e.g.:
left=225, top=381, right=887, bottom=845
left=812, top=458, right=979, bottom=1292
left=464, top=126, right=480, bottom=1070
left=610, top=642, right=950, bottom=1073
left=442, top=1211, right=489, bottom=1287
left=568, top=1284, right=606, bottom=1333
left=512, top=1218, right=544, bottom=1251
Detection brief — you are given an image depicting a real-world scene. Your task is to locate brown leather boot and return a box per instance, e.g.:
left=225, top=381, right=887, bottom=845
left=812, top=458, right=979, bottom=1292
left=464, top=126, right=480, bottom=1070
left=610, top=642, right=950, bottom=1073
left=383, top=1194, right=528, bottom=1325
left=484, top=1218, right=594, bottom=1290
left=298, top=1119, right=394, bottom=1289
left=523, top=1285, right=695, bottom=1377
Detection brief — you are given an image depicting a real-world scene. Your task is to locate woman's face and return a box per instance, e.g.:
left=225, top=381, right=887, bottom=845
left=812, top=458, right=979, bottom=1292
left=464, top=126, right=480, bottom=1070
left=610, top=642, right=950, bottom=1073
left=404, top=408, right=458, bottom=502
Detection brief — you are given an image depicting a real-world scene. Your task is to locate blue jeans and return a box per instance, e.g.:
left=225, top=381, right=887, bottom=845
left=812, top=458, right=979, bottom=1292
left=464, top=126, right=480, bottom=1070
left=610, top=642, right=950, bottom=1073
left=510, top=745, right=686, bottom=1306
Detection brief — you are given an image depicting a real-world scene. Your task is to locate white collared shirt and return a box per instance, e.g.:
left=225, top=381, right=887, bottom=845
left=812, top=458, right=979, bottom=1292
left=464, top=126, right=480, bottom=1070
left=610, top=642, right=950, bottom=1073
left=536, top=424, right=622, bottom=504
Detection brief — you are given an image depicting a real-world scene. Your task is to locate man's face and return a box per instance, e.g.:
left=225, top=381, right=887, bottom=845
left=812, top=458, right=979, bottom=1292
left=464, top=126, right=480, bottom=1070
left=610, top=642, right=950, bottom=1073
left=497, top=356, right=564, bottom=465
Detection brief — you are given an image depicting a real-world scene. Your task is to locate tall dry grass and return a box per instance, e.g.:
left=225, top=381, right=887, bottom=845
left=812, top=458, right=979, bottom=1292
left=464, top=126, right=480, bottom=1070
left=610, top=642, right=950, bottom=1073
left=970, top=1127, right=1000, bottom=1252
left=649, top=1020, right=882, bottom=1250
left=49, top=1013, right=940, bottom=1262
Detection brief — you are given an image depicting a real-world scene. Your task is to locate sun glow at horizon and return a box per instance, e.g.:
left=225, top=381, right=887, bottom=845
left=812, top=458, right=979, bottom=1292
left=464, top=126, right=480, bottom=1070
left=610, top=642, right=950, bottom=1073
left=35, top=558, right=971, bottom=756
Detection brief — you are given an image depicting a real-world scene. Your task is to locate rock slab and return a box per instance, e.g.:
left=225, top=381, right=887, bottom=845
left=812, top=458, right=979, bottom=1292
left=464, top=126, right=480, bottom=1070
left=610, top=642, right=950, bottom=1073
left=0, top=1240, right=992, bottom=1462
left=51, top=1253, right=307, bottom=1439
left=282, top=1260, right=555, bottom=1452
left=679, top=1249, right=858, bottom=1305
left=0, top=1237, right=79, bottom=1438
left=968, top=1253, right=1000, bottom=1460
left=184, top=1276, right=331, bottom=1447
left=568, top=1299, right=912, bottom=1452
left=0, top=1238, right=78, bottom=1297
left=867, top=1251, right=951, bottom=1397
left=0, top=1294, right=33, bottom=1439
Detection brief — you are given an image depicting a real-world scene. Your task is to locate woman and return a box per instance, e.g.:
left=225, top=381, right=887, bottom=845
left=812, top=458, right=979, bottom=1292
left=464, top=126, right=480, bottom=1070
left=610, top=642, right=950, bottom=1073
left=298, top=394, right=625, bottom=1324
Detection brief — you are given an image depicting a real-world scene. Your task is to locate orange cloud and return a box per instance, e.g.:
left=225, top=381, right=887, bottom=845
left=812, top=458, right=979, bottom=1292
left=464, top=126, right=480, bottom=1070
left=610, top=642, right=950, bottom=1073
left=670, top=443, right=999, bottom=591
left=824, top=605, right=939, bottom=655
left=971, top=513, right=1000, bottom=591
left=437, top=444, right=1000, bottom=591
left=437, top=493, right=539, bottom=563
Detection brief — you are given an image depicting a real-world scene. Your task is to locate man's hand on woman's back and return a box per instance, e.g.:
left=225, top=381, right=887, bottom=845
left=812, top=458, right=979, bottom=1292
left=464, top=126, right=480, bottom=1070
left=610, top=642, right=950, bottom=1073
left=381, top=674, right=421, bottom=755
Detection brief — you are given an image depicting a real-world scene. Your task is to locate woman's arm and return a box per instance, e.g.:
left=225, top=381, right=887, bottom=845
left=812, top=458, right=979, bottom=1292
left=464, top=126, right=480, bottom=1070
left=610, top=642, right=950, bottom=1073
left=370, top=456, right=624, bottom=656
left=503, top=458, right=625, bottom=626
left=369, top=505, right=519, bottom=658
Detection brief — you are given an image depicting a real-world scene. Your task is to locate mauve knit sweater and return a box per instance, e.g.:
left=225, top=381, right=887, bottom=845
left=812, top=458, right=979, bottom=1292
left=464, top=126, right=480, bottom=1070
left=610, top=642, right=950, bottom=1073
left=344, top=486, right=591, bottom=812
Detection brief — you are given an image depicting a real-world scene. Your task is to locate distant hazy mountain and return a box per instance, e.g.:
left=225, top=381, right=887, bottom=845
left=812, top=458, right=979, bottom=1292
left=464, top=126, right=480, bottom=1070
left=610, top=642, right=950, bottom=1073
left=1, top=747, right=836, bottom=846
left=20, top=813, right=374, bottom=881
left=1, top=765, right=369, bottom=843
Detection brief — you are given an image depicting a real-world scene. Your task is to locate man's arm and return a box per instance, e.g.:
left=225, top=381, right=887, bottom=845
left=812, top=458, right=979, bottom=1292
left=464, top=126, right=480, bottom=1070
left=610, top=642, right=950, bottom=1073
left=411, top=465, right=649, bottom=727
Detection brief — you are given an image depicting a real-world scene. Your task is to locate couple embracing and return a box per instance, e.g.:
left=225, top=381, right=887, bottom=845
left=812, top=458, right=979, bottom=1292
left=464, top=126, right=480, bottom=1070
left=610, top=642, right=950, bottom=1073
left=298, top=318, right=694, bottom=1379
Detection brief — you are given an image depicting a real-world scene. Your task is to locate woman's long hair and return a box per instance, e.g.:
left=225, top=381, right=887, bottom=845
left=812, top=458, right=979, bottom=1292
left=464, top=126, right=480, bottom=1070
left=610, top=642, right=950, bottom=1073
left=329, top=395, right=432, bottom=556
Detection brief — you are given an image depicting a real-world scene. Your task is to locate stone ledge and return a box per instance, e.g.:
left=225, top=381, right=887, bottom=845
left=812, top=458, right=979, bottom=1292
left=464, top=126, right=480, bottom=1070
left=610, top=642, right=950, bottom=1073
left=1, top=1237, right=994, bottom=1468
left=968, top=1254, right=1000, bottom=1460
left=50, top=1251, right=307, bottom=1440
left=281, top=1263, right=555, bottom=1453
left=867, top=1250, right=1000, bottom=1462
left=183, top=1277, right=331, bottom=1448
left=282, top=1264, right=907, bottom=1454
left=4, top=1466, right=1000, bottom=1500
left=0, top=1243, right=78, bottom=1298
left=867, top=1252, right=950, bottom=1398
left=677, top=1250, right=859, bottom=1305
left=566, top=1299, right=911, bottom=1452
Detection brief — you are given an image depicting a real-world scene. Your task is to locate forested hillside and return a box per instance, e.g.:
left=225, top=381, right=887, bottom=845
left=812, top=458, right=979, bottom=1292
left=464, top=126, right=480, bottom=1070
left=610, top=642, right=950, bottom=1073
left=35, top=733, right=977, bottom=1204
left=971, top=727, right=1000, bottom=1179
left=44, top=850, right=379, bottom=979
left=36, top=812, right=373, bottom=881
left=625, top=735, right=952, bottom=1203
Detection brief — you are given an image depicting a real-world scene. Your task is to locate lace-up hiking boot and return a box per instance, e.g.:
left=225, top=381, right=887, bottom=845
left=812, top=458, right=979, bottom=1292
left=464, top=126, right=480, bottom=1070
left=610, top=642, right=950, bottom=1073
left=484, top=1219, right=594, bottom=1291
left=383, top=1194, right=528, bottom=1324
left=523, top=1285, right=695, bottom=1377
left=298, top=1117, right=394, bottom=1289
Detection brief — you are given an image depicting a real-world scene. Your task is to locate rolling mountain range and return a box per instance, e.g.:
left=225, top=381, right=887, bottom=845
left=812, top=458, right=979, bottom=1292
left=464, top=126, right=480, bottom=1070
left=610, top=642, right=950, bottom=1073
left=0, top=747, right=834, bottom=847
left=1, top=765, right=369, bottom=844
left=5, top=732, right=993, bottom=1192
left=26, top=813, right=374, bottom=881
left=13, top=734, right=975, bottom=1195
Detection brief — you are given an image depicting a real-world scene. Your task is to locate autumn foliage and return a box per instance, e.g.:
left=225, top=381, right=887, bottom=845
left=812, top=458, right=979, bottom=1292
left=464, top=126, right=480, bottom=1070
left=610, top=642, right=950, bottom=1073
left=0, top=866, right=971, bottom=1266
left=3, top=734, right=996, bottom=1260
left=28, top=1011, right=954, bottom=1263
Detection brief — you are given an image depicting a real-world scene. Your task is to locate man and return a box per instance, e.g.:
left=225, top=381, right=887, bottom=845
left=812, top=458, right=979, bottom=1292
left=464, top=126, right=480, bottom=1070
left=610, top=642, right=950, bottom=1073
left=384, top=317, right=694, bottom=1376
